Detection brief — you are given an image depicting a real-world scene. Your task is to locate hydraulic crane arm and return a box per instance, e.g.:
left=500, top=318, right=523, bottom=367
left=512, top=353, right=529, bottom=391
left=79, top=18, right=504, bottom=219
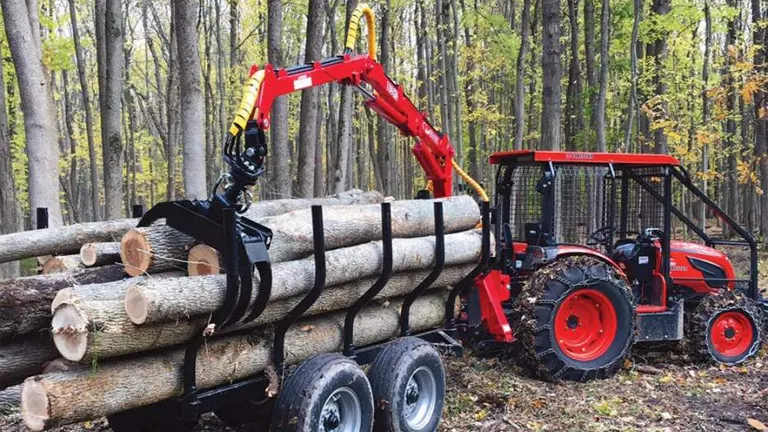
left=226, top=4, right=488, bottom=201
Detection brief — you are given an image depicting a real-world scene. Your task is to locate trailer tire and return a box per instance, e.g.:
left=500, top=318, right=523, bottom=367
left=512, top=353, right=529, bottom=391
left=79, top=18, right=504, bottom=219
left=270, top=354, right=374, bottom=432
left=687, top=290, right=762, bottom=365
left=510, top=256, right=636, bottom=381
left=368, top=337, right=445, bottom=432
left=107, top=407, right=197, bottom=432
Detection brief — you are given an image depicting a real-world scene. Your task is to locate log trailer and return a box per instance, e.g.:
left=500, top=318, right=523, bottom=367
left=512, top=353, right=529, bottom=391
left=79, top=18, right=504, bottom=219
left=109, top=4, right=765, bottom=431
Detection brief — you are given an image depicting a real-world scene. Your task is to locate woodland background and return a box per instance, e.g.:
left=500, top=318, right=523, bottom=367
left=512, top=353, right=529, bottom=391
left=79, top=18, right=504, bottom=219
left=0, top=0, right=767, bottom=267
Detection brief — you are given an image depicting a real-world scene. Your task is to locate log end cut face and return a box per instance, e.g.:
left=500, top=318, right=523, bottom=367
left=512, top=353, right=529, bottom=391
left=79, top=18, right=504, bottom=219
left=21, top=377, right=49, bottom=432
left=50, top=304, right=89, bottom=362
left=120, top=230, right=151, bottom=277
left=123, top=285, right=148, bottom=325
left=187, top=244, right=220, bottom=276
left=79, top=244, right=98, bottom=267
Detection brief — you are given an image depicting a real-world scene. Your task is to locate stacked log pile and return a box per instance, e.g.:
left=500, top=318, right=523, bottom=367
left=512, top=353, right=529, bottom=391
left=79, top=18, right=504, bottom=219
left=0, top=191, right=484, bottom=431
left=0, top=191, right=382, bottom=392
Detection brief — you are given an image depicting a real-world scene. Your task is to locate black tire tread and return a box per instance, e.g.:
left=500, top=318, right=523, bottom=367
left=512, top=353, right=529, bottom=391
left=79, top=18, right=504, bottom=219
left=368, top=337, right=446, bottom=432
left=271, top=353, right=373, bottom=432
left=509, top=256, right=636, bottom=382
left=686, top=290, right=763, bottom=365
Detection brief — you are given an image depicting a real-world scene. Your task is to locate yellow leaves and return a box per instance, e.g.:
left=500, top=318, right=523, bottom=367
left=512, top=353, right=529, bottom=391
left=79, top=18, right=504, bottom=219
left=742, top=79, right=760, bottom=104
left=593, top=397, right=622, bottom=417
left=658, top=375, right=674, bottom=383
left=473, top=409, right=488, bottom=421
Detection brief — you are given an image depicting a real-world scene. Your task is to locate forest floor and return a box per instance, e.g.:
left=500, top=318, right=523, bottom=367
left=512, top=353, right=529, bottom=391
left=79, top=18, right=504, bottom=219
left=2, top=259, right=766, bottom=432
left=1, top=347, right=766, bottom=432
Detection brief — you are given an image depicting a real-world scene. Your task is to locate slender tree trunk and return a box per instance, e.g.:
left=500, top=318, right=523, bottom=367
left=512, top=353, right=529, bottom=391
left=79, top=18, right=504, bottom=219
left=333, top=0, right=358, bottom=194
left=376, top=0, right=392, bottom=195
left=584, top=0, right=597, bottom=136
left=450, top=0, right=463, bottom=166
left=596, top=0, right=609, bottom=151
left=68, top=0, right=100, bottom=221
left=436, top=0, right=452, bottom=141
left=0, top=44, right=21, bottom=278
left=565, top=0, right=583, bottom=151
left=514, top=0, right=532, bottom=150
left=649, top=0, right=670, bottom=154
left=174, top=0, right=208, bottom=200
left=700, top=0, right=711, bottom=230
left=267, top=0, right=291, bottom=198
left=101, top=0, right=124, bottom=219
left=1, top=0, right=63, bottom=227
left=752, top=0, right=768, bottom=240
left=541, top=0, right=562, bottom=150
left=296, top=0, right=325, bottom=198
left=625, top=0, right=641, bottom=152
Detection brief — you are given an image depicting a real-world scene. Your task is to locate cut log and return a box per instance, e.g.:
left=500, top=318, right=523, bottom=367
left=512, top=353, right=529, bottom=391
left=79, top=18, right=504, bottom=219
left=0, top=334, right=59, bottom=388
left=49, top=271, right=185, bottom=314
left=41, top=256, right=81, bottom=275
left=119, top=227, right=194, bottom=277
left=125, top=229, right=483, bottom=325
left=120, top=195, right=480, bottom=276
left=0, top=384, right=21, bottom=411
left=24, top=291, right=451, bottom=430
left=262, top=195, right=479, bottom=262
left=242, top=189, right=385, bottom=220
left=186, top=244, right=220, bottom=276
left=0, top=265, right=126, bottom=341
left=120, top=190, right=387, bottom=276
left=0, top=219, right=138, bottom=265
left=53, top=264, right=472, bottom=363
left=79, top=242, right=121, bottom=267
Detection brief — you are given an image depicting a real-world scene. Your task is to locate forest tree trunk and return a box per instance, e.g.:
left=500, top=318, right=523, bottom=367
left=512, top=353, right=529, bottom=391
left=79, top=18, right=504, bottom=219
left=174, top=0, right=208, bottom=200
left=541, top=0, right=562, bottom=150
left=0, top=0, right=63, bottom=227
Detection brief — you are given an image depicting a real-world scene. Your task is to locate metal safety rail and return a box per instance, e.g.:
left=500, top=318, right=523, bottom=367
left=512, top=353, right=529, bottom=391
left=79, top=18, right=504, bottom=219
left=128, top=199, right=480, bottom=421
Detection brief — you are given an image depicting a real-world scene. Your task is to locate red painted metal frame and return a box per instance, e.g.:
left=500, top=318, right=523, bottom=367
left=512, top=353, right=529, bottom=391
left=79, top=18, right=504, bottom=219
left=244, top=55, right=455, bottom=197
left=489, top=150, right=681, bottom=167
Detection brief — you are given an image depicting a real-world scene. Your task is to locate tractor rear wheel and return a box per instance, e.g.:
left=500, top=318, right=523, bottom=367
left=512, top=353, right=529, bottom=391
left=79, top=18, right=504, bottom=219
left=510, top=256, right=636, bottom=381
left=687, top=291, right=762, bottom=365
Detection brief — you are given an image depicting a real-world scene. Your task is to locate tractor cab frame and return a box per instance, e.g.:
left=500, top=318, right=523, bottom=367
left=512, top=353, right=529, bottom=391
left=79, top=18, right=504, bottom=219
left=479, top=150, right=761, bottom=346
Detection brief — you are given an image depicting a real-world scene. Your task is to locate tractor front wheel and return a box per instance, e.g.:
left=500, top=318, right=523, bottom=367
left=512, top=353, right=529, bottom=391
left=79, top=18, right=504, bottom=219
left=687, top=291, right=762, bottom=365
left=511, top=256, right=636, bottom=381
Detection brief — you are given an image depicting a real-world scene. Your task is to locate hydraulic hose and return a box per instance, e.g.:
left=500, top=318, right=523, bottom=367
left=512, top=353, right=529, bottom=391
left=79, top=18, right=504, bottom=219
left=451, top=159, right=489, bottom=202
left=344, top=4, right=376, bottom=60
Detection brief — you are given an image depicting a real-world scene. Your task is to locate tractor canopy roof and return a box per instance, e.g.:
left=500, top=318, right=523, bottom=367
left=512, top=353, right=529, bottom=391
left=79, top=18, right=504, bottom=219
left=489, top=150, right=681, bottom=167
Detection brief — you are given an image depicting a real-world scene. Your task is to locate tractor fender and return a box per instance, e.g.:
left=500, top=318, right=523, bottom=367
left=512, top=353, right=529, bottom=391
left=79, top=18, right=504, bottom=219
left=548, top=245, right=627, bottom=279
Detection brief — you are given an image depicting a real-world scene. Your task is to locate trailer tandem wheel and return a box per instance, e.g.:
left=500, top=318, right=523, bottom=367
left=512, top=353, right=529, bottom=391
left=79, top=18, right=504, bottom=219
left=270, top=353, right=374, bottom=432
left=368, top=337, right=446, bottom=432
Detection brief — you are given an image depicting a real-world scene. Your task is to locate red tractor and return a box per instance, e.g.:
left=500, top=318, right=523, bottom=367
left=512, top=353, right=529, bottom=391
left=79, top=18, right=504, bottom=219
left=470, top=150, right=765, bottom=380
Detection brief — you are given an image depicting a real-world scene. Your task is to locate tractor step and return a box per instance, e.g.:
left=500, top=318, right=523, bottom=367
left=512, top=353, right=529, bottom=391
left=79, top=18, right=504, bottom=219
left=636, top=300, right=684, bottom=342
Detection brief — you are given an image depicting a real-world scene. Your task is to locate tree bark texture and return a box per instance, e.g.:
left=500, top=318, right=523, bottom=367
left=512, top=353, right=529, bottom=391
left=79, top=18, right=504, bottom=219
left=25, top=292, right=450, bottom=430
left=119, top=190, right=387, bottom=275
left=79, top=243, right=121, bottom=267
left=102, top=0, right=124, bottom=219
left=0, top=219, right=138, bottom=265
left=296, top=0, right=325, bottom=198
left=541, top=0, right=562, bottom=150
left=266, top=0, right=291, bottom=199
left=514, top=0, right=532, bottom=150
left=53, top=261, right=472, bottom=363
left=0, top=265, right=126, bottom=341
left=68, top=0, right=100, bottom=221
left=124, top=230, right=482, bottom=325
left=0, top=0, right=63, bottom=227
left=174, top=0, right=208, bottom=200
left=596, top=0, right=610, bottom=151
left=0, top=41, right=21, bottom=279
left=1, top=334, right=59, bottom=388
